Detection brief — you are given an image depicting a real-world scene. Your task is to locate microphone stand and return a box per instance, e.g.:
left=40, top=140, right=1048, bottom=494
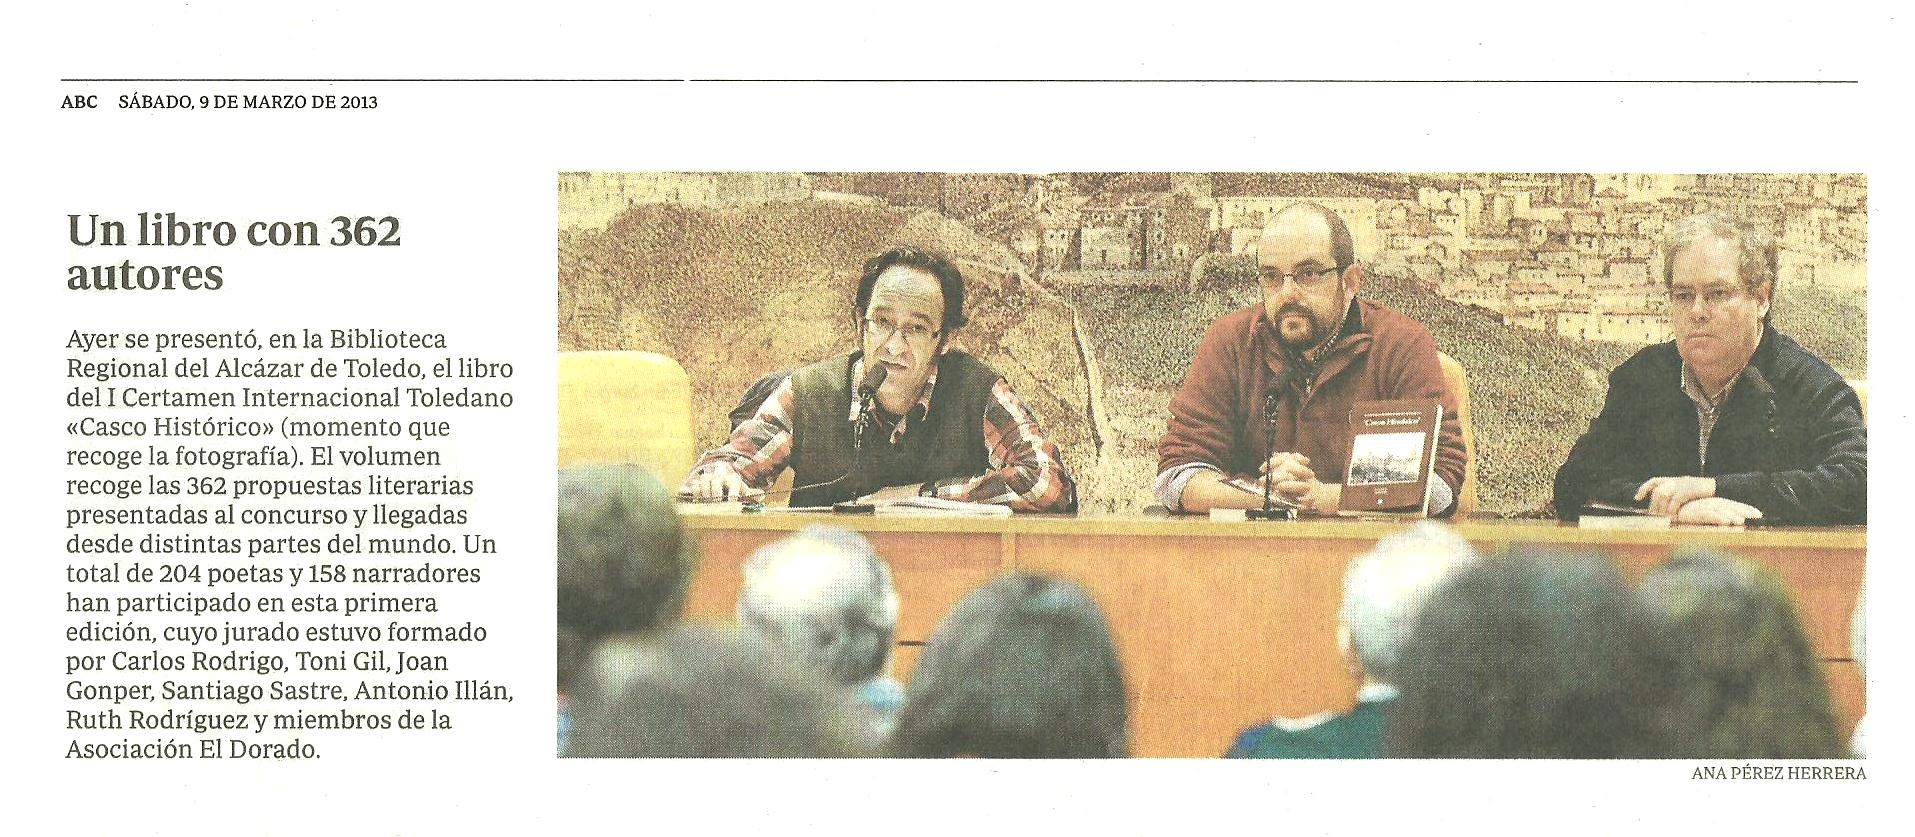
left=832, top=365, right=886, bottom=515
left=1246, top=390, right=1298, bottom=522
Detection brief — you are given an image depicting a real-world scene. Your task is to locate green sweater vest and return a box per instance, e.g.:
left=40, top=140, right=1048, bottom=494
left=788, top=351, right=996, bottom=507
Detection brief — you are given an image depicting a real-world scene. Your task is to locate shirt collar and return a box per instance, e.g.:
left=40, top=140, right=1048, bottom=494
left=1357, top=681, right=1399, bottom=704
left=848, top=354, right=938, bottom=443
left=1680, top=359, right=1743, bottom=412
left=1679, top=324, right=1776, bottom=410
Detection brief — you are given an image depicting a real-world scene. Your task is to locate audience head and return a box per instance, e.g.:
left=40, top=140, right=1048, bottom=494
left=1388, top=547, right=1670, bottom=758
left=1339, top=522, right=1480, bottom=687
left=893, top=573, right=1129, bottom=758
left=563, top=624, right=875, bottom=758
left=737, top=526, right=899, bottom=687
left=1636, top=550, right=1843, bottom=758
left=556, top=465, right=694, bottom=692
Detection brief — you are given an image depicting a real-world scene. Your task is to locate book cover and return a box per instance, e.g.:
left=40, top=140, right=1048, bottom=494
left=1338, top=399, right=1443, bottom=516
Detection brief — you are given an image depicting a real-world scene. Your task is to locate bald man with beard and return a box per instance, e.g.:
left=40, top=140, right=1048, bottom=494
left=1158, top=203, right=1467, bottom=516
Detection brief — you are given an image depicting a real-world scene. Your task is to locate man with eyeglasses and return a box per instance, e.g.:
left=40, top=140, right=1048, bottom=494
left=1553, top=212, right=1865, bottom=525
left=1157, top=203, right=1466, bottom=515
left=680, top=246, right=1076, bottom=511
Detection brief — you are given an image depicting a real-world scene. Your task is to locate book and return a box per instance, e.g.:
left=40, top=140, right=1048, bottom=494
left=872, top=496, right=1014, bottom=517
left=1578, top=514, right=1672, bottom=530
left=1338, top=399, right=1443, bottom=517
left=1578, top=500, right=1655, bottom=516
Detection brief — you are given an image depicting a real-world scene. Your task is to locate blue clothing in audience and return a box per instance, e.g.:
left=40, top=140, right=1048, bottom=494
left=1227, top=684, right=1396, bottom=759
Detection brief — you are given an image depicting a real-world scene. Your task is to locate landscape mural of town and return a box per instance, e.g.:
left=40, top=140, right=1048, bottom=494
left=558, top=172, right=1866, bottom=516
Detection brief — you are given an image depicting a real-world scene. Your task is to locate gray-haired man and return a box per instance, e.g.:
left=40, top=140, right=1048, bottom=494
left=1554, top=211, right=1865, bottom=525
left=737, top=526, right=904, bottom=734
left=1227, top=522, right=1477, bottom=758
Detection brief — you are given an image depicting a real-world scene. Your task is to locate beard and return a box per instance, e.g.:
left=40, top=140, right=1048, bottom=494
left=1270, top=303, right=1327, bottom=348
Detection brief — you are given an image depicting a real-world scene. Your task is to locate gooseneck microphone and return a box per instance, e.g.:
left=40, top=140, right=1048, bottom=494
left=857, top=362, right=889, bottom=401
left=692, top=364, right=897, bottom=510
left=831, top=363, right=891, bottom=514
left=1247, top=376, right=1299, bottom=521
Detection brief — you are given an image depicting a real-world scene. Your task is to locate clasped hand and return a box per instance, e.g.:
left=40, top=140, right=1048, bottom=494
left=1260, top=452, right=1338, bottom=513
left=1635, top=476, right=1762, bottom=525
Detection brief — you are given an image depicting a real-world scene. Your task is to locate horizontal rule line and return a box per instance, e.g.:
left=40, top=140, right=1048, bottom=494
left=60, top=78, right=1860, bottom=84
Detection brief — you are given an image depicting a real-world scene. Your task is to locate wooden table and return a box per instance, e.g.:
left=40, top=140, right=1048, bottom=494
left=677, top=510, right=1866, bottom=758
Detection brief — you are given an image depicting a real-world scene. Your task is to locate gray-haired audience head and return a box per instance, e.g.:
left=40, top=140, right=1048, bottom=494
left=1388, top=547, right=1672, bottom=758
left=1338, top=522, right=1480, bottom=686
left=737, top=526, right=899, bottom=686
left=892, top=573, right=1129, bottom=758
left=1636, top=550, right=1843, bottom=759
left=556, top=465, right=694, bottom=693
left=563, top=624, right=874, bottom=758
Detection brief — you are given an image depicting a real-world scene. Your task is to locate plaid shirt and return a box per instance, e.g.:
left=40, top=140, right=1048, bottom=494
left=684, top=357, right=1075, bottom=511
left=1680, top=360, right=1744, bottom=472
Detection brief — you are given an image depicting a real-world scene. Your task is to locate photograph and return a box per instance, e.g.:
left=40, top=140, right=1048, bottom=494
left=1347, top=431, right=1428, bottom=486
left=554, top=171, right=1867, bottom=759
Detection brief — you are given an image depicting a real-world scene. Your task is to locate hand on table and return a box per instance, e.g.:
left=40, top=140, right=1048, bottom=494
left=681, top=463, right=764, bottom=502
left=1672, top=496, right=1764, bottom=526
left=1636, top=476, right=1716, bottom=517
left=1273, top=478, right=1342, bottom=515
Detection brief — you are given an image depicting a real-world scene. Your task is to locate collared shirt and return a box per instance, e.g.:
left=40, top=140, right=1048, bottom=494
left=1680, top=360, right=1744, bottom=471
left=685, top=356, right=1074, bottom=511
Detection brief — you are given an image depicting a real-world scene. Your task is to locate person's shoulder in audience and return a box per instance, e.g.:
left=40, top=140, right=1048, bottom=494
left=1228, top=696, right=1391, bottom=759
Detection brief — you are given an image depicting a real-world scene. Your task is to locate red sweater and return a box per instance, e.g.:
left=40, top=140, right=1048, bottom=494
left=1158, top=299, right=1466, bottom=505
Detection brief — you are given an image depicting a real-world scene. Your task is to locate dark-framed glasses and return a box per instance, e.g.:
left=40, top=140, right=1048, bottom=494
left=1260, top=264, right=1344, bottom=291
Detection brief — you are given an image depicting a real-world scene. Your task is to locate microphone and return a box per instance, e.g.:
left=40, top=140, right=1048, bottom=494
left=690, top=362, right=898, bottom=511
left=858, top=362, right=888, bottom=399
left=832, top=361, right=891, bottom=514
left=1248, top=386, right=1297, bottom=521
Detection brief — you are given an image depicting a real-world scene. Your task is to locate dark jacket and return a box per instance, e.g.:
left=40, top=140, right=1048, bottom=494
left=1553, top=328, right=1865, bottom=524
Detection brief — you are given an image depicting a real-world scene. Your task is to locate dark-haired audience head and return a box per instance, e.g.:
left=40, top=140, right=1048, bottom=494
left=556, top=465, right=693, bottom=693
left=893, top=573, right=1129, bottom=758
left=563, top=624, right=874, bottom=758
left=1339, top=522, right=1480, bottom=687
left=1388, top=548, right=1669, bottom=758
left=737, top=526, right=899, bottom=687
left=1636, top=550, right=1843, bottom=759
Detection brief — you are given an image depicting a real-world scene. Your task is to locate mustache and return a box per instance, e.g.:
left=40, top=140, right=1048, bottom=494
left=1274, top=303, right=1319, bottom=324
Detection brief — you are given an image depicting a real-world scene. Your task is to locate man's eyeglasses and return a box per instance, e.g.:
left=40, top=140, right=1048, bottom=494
left=1668, top=287, right=1745, bottom=310
left=863, top=315, right=940, bottom=345
left=1260, top=264, right=1345, bottom=292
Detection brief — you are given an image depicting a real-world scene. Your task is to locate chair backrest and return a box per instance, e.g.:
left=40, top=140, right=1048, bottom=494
left=1437, top=351, right=1479, bottom=518
left=1850, top=379, right=1867, bottom=425
left=558, top=351, right=696, bottom=484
